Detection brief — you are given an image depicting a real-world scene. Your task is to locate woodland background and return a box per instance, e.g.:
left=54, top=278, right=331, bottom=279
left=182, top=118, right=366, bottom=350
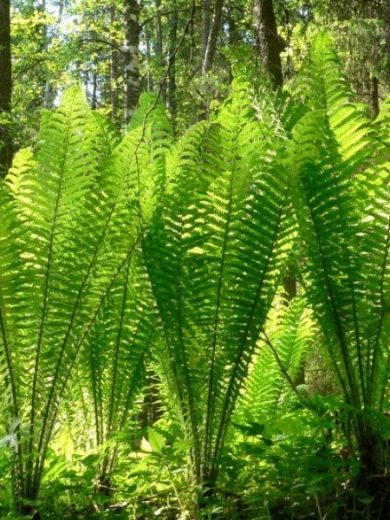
left=1, top=0, right=390, bottom=173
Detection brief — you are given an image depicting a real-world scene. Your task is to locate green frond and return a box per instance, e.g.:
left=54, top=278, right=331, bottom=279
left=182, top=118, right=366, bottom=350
left=65, top=95, right=173, bottom=481
left=128, top=92, right=170, bottom=131
left=0, top=86, right=154, bottom=499
left=144, top=81, right=291, bottom=484
left=81, top=247, right=157, bottom=476
left=290, top=34, right=390, bottom=426
left=108, top=95, right=172, bottom=223
left=237, top=296, right=314, bottom=422
left=144, top=120, right=218, bottom=479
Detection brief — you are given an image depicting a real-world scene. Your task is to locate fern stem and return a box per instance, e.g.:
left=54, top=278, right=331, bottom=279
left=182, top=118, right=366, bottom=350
left=32, top=199, right=120, bottom=488
left=301, top=177, right=365, bottom=443
left=89, top=335, right=103, bottom=446
left=33, top=233, right=143, bottom=492
left=28, top=104, right=74, bottom=497
left=107, top=256, right=133, bottom=437
left=145, top=232, right=203, bottom=482
left=107, top=345, right=148, bottom=476
left=367, top=212, right=390, bottom=407
left=212, top=194, right=286, bottom=470
left=0, top=306, right=25, bottom=497
left=203, top=132, right=237, bottom=479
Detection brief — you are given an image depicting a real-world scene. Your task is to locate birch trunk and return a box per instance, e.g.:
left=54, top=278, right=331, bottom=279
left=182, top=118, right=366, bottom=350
left=202, top=0, right=212, bottom=60
left=155, top=0, right=166, bottom=99
left=123, top=0, right=140, bottom=123
left=383, top=0, right=390, bottom=89
left=110, top=4, right=120, bottom=123
left=167, top=11, right=178, bottom=131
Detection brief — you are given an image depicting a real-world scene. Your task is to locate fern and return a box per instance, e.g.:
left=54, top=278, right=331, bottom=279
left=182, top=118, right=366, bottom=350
left=144, top=81, right=292, bottom=491
left=0, top=34, right=387, bottom=513
left=84, top=248, right=156, bottom=481
left=72, top=94, right=172, bottom=486
left=290, top=34, right=390, bottom=476
left=0, top=87, right=149, bottom=506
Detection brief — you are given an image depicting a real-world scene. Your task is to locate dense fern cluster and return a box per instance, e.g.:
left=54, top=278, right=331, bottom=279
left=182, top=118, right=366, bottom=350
left=0, top=34, right=389, bottom=517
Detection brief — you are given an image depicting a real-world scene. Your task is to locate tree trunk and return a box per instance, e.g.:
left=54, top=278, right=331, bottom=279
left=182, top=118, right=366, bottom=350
left=155, top=0, right=163, bottom=59
left=382, top=0, right=390, bottom=89
left=253, top=0, right=294, bottom=300
left=91, top=66, right=98, bottom=110
left=167, top=12, right=178, bottom=131
left=202, top=0, right=224, bottom=74
left=0, top=0, right=12, bottom=175
left=43, top=0, right=65, bottom=108
left=123, top=0, right=140, bottom=124
left=371, top=76, right=379, bottom=118
left=155, top=0, right=166, bottom=100
left=33, top=0, right=49, bottom=110
left=252, top=0, right=283, bottom=87
left=201, top=0, right=212, bottom=60
left=145, top=23, right=154, bottom=92
left=356, top=429, right=390, bottom=519
left=110, top=5, right=120, bottom=123
left=138, top=370, right=162, bottom=430
left=227, top=4, right=240, bottom=46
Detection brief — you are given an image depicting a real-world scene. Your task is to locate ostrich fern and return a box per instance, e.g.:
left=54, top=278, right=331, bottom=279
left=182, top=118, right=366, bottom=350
left=291, top=34, right=390, bottom=487
left=0, top=33, right=388, bottom=517
left=144, top=81, right=292, bottom=496
left=0, top=88, right=151, bottom=510
left=237, top=296, right=314, bottom=424
left=80, top=94, right=171, bottom=488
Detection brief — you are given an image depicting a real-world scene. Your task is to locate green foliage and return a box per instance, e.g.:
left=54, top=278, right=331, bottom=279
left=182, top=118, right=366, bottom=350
left=0, top=32, right=389, bottom=520
left=143, top=80, right=292, bottom=489
left=237, top=296, right=315, bottom=423
left=225, top=405, right=361, bottom=519
left=75, top=93, right=172, bottom=485
left=0, top=86, right=150, bottom=506
left=291, top=33, right=389, bottom=446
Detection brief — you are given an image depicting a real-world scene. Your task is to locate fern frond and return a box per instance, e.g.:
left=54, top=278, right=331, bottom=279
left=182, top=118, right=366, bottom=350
left=83, top=248, right=157, bottom=474
left=237, top=296, right=314, bottom=422
left=291, top=34, right=390, bottom=456
left=0, top=86, right=155, bottom=501
left=144, top=81, right=291, bottom=486
left=71, top=94, right=172, bottom=482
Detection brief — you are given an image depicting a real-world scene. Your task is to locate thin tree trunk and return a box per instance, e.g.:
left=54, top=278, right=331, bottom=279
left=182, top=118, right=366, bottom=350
left=155, top=0, right=166, bottom=99
left=253, top=0, right=295, bottom=301
left=84, top=69, right=90, bottom=100
left=123, top=0, right=140, bottom=124
left=34, top=0, right=49, bottom=110
left=91, top=67, right=98, bottom=110
left=138, top=370, right=162, bottom=430
left=0, top=0, right=12, bottom=175
left=202, top=0, right=212, bottom=60
left=155, top=0, right=163, bottom=58
left=167, top=12, right=178, bottom=131
left=145, top=24, right=154, bottom=92
left=371, top=76, right=379, bottom=118
left=283, top=4, right=294, bottom=80
left=43, top=0, right=65, bottom=108
left=202, top=0, right=224, bottom=74
left=227, top=4, right=240, bottom=45
left=110, top=5, right=120, bottom=123
left=252, top=0, right=283, bottom=87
